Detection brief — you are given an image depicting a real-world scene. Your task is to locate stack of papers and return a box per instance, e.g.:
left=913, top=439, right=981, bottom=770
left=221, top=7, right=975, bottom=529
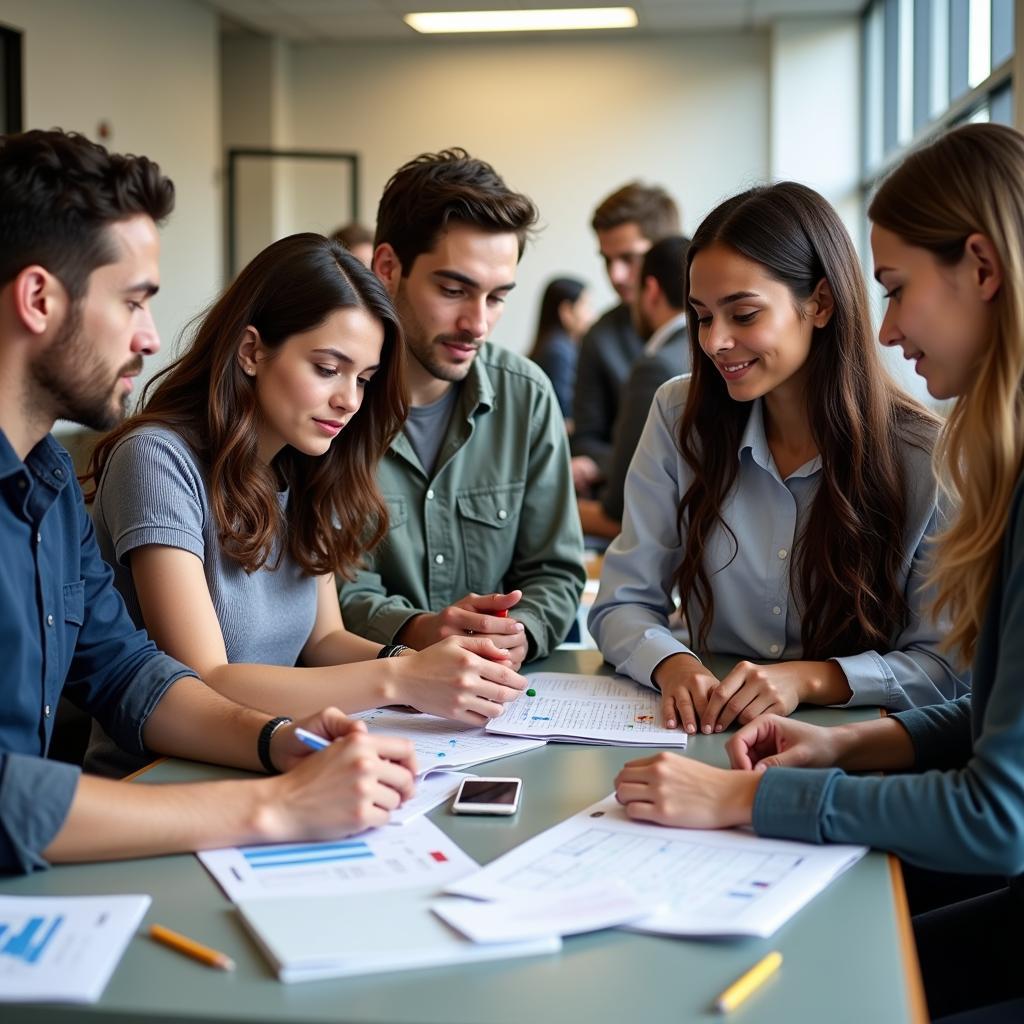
left=446, top=796, right=866, bottom=939
left=353, top=707, right=547, bottom=769
left=485, top=673, right=688, bottom=747
left=198, top=817, right=560, bottom=982
left=0, top=894, right=149, bottom=1003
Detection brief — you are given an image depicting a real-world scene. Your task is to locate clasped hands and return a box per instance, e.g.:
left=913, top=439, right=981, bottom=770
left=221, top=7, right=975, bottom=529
left=653, top=653, right=852, bottom=735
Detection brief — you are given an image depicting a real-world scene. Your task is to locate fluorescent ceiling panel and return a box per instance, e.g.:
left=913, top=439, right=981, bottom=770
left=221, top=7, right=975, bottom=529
left=404, top=7, right=639, bottom=34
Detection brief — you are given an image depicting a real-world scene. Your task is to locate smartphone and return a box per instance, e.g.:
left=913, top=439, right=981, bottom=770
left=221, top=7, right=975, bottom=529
left=452, top=777, right=523, bottom=815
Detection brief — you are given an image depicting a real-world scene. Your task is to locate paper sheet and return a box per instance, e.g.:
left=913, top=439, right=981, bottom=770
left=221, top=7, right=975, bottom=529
left=388, top=770, right=472, bottom=825
left=0, top=894, right=150, bottom=1003
left=352, top=708, right=547, bottom=769
left=485, top=673, right=687, bottom=747
left=447, top=796, right=866, bottom=938
left=431, top=881, right=662, bottom=943
left=199, top=816, right=477, bottom=903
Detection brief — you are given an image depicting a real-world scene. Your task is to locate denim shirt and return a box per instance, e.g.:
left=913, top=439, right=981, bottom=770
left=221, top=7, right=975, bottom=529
left=590, top=377, right=967, bottom=709
left=339, top=343, right=586, bottom=660
left=0, top=429, right=192, bottom=874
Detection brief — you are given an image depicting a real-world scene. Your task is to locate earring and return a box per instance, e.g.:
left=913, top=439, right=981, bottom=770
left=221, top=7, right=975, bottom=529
left=245, top=366, right=256, bottom=376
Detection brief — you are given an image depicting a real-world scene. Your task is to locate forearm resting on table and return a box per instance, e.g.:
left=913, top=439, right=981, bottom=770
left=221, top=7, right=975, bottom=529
left=44, top=773, right=277, bottom=863
left=194, top=660, right=398, bottom=720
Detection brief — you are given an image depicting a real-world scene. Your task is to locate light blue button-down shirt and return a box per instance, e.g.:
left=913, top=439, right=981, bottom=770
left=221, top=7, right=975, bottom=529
left=589, top=377, right=968, bottom=709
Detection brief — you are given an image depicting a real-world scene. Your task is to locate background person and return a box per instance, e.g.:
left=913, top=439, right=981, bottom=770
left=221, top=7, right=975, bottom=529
left=528, top=275, right=594, bottom=426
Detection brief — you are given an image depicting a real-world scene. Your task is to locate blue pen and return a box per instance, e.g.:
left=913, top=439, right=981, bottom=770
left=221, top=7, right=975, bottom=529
left=294, top=726, right=330, bottom=751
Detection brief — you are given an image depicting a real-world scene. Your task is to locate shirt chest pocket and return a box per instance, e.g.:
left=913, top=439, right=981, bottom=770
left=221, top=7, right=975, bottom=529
left=60, top=579, right=85, bottom=665
left=457, top=486, right=523, bottom=589
left=383, top=497, right=408, bottom=532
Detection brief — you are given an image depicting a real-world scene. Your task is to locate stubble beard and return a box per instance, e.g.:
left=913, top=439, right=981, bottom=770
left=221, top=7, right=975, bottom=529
left=29, top=305, right=142, bottom=432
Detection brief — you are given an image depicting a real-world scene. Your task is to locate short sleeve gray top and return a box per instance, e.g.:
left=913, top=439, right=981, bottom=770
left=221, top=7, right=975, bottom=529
left=85, top=426, right=318, bottom=776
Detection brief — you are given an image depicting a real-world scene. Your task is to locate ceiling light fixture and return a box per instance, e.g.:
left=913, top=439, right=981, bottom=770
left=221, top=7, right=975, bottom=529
left=404, top=7, right=638, bottom=34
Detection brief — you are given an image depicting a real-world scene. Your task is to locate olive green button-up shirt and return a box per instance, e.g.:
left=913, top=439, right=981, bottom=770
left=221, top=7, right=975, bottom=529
left=339, top=343, right=586, bottom=661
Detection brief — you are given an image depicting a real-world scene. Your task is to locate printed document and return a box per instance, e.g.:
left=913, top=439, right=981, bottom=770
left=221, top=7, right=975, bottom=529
left=199, top=816, right=477, bottom=903
left=485, top=673, right=687, bottom=747
left=447, top=796, right=866, bottom=938
left=353, top=708, right=547, bottom=769
left=237, top=887, right=559, bottom=983
left=0, top=894, right=149, bottom=1003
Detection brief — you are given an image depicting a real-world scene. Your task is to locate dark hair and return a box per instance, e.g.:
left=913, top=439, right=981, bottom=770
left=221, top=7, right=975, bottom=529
left=591, top=182, right=680, bottom=241
left=0, top=129, right=174, bottom=300
left=375, top=147, right=538, bottom=274
left=676, top=182, right=937, bottom=658
left=528, top=276, right=586, bottom=359
left=331, top=222, right=373, bottom=250
left=639, top=235, right=691, bottom=309
left=87, top=234, right=407, bottom=580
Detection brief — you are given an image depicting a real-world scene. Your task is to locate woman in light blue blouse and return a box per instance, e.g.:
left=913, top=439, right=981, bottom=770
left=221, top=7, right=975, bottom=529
left=590, top=181, right=967, bottom=735
left=614, top=120, right=1024, bottom=1024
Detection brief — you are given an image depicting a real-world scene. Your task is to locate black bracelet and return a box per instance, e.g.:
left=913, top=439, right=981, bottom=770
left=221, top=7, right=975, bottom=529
left=377, top=644, right=411, bottom=659
left=257, top=716, right=293, bottom=774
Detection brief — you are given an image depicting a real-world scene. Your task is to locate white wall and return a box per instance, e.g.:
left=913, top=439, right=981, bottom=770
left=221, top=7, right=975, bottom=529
left=0, top=0, right=221, bottom=395
left=279, top=33, right=770, bottom=353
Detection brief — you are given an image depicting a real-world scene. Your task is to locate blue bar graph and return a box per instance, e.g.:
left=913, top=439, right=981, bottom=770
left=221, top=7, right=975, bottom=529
left=242, top=839, right=375, bottom=871
left=0, top=914, right=63, bottom=965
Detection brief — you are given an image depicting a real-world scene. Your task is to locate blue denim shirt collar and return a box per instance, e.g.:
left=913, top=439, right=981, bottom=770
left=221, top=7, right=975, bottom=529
left=0, top=430, right=71, bottom=523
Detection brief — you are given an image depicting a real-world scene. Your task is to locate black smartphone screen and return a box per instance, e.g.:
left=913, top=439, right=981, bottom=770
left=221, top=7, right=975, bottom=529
left=458, top=780, right=520, bottom=804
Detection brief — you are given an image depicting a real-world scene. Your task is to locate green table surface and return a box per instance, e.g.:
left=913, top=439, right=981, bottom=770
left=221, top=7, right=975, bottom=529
left=2, top=650, right=923, bottom=1023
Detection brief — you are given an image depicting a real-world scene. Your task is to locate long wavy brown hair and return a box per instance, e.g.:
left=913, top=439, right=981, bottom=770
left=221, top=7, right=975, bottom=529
left=85, top=233, right=407, bottom=579
left=870, top=124, right=1024, bottom=665
left=676, top=182, right=937, bottom=658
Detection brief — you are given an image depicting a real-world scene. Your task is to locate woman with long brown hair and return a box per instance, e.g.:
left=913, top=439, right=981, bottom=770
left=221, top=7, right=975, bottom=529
left=591, top=182, right=965, bottom=736
left=85, top=233, right=524, bottom=777
left=614, top=122, right=1024, bottom=1023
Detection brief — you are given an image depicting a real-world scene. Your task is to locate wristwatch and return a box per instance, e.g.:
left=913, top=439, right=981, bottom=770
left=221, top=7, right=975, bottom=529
left=377, top=644, right=412, bottom=659
left=257, top=715, right=293, bottom=774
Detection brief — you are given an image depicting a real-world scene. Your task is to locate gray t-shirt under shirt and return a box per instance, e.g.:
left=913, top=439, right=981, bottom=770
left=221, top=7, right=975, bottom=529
left=85, top=425, right=318, bottom=777
left=404, top=387, right=459, bottom=477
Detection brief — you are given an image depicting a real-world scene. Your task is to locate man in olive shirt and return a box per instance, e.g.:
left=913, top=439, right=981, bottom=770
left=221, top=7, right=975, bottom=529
left=339, top=150, right=585, bottom=668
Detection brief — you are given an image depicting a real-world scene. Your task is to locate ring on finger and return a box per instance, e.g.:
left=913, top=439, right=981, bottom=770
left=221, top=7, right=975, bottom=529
left=466, top=628, right=475, bottom=636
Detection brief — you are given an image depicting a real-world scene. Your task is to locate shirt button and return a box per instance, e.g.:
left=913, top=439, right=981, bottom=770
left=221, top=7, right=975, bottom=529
left=36, top=532, right=42, bottom=544
left=53, top=467, right=64, bottom=479
left=426, top=489, right=435, bottom=500
left=46, top=613, right=54, bottom=626
left=778, top=548, right=788, bottom=560
left=497, top=509, right=508, bottom=520
left=44, top=704, right=52, bottom=718
left=772, top=606, right=782, bottom=616
left=434, top=554, right=445, bottom=565
left=769, top=643, right=781, bottom=655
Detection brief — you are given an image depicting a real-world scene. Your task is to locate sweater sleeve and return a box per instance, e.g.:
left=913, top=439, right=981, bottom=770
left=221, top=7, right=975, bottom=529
left=753, top=485, right=1024, bottom=877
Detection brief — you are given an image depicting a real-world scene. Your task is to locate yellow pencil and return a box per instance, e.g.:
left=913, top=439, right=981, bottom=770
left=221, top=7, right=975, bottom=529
left=149, top=923, right=236, bottom=972
left=714, top=950, right=783, bottom=1013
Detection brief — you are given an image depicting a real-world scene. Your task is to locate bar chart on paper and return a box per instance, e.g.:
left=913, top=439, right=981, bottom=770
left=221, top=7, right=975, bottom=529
left=0, top=894, right=150, bottom=1003
left=198, top=816, right=478, bottom=903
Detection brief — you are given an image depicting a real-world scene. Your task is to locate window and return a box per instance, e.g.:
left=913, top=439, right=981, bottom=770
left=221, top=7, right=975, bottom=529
left=863, top=0, right=1014, bottom=186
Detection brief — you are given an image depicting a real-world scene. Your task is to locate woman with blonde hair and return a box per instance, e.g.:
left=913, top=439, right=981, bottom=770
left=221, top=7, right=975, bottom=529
left=85, top=234, right=524, bottom=777
left=615, top=122, right=1024, bottom=1021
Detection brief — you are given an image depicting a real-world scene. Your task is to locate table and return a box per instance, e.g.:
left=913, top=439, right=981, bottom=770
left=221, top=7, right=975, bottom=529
left=2, top=650, right=926, bottom=1023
